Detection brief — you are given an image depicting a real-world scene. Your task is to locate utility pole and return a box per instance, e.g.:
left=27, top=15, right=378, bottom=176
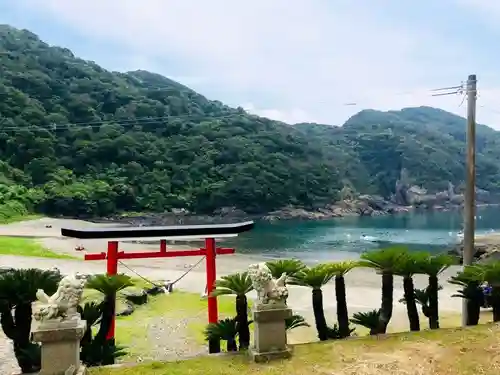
left=462, top=74, right=477, bottom=327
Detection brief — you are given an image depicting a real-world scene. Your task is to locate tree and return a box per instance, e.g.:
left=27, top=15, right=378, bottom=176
left=204, top=318, right=239, bottom=352
left=393, top=250, right=428, bottom=331
left=78, top=301, right=127, bottom=366
left=265, top=259, right=306, bottom=279
left=285, top=314, right=310, bottom=331
left=359, top=247, right=405, bottom=334
left=211, top=272, right=254, bottom=350
left=289, top=265, right=335, bottom=341
left=479, top=262, right=500, bottom=322
left=83, top=274, right=133, bottom=365
left=449, top=265, right=484, bottom=326
left=399, top=285, right=443, bottom=325
left=0, top=268, right=62, bottom=373
left=324, top=261, right=358, bottom=338
left=418, top=253, right=455, bottom=329
left=350, top=310, right=380, bottom=335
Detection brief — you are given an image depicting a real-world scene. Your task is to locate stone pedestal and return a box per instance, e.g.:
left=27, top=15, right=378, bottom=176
left=249, top=302, right=292, bottom=363
left=31, top=319, right=87, bottom=375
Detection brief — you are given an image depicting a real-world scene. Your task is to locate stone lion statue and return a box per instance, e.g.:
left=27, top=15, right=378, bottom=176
left=248, top=263, right=288, bottom=305
left=33, top=273, right=86, bottom=322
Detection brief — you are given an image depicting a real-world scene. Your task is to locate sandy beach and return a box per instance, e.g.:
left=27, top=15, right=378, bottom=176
left=0, top=217, right=464, bottom=374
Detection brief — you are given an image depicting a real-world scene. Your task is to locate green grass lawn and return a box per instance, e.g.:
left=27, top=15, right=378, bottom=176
left=83, top=283, right=238, bottom=362
left=0, top=214, right=42, bottom=224
left=0, top=236, right=76, bottom=259
left=116, top=291, right=235, bottom=348
left=115, top=292, right=236, bottom=361
left=89, top=323, right=500, bottom=375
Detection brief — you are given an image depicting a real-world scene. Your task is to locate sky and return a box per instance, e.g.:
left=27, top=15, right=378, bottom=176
left=1, top=0, right=500, bottom=128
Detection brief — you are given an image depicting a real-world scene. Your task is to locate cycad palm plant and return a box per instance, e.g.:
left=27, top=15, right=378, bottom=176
left=479, top=262, right=500, bottom=321
left=77, top=301, right=126, bottom=366
left=0, top=268, right=62, bottom=373
left=393, top=250, right=428, bottom=331
left=266, top=259, right=306, bottom=280
left=324, top=261, right=357, bottom=338
left=399, top=285, right=443, bottom=321
left=78, top=301, right=103, bottom=346
left=289, top=265, right=335, bottom=341
left=285, top=314, right=310, bottom=331
left=350, top=309, right=380, bottom=335
left=211, top=272, right=254, bottom=350
left=204, top=318, right=239, bottom=352
left=83, top=274, right=133, bottom=366
left=418, top=253, right=455, bottom=329
left=359, top=247, right=405, bottom=334
left=449, top=264, right=484, bottom=326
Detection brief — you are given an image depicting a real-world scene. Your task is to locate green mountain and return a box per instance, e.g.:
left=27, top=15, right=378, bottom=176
left=0, top=25, right=340, bottom=218
left=0, top=25, right=499, bottom=219
left=295, top=107, right=500, bottom=198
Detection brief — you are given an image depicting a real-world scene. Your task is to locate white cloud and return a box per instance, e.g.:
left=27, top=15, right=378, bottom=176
left=456, top=0, right=500, bottom=22
left=8, top=0, right=500, bottom=128
left=242, top=103, right=314, bottom=124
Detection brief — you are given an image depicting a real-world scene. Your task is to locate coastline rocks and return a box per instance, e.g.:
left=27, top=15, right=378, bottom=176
left=91, top=207, right=253, bottom=226
left=262, top=207, right=342, bottom=221
left=448, top=234, right=500, bottom=264
left=85, top=186, right=498, bottom=225
left=262, top=196, right=409, bottom=222
left=90, top=198, right=411, bottom=225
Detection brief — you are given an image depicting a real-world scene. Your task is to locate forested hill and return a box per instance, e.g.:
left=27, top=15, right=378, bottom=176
left=0, top=25, right=340, bottom=218
left=0, top=25, right=499, bottom=220
left=295, top=107, right=500, bottom=198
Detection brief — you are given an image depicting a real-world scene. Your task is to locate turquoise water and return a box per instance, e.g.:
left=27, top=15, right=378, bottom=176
left=228, top=206, right=500, bottom=263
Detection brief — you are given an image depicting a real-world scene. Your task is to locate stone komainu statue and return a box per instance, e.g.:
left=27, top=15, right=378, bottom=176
left=33, top=273, right=86, bottom=322
left=247, top=263, right=288, bottom=305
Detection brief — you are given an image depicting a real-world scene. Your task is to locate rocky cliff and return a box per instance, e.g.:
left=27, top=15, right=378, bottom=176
left=448, top=232, right=500, bottom=264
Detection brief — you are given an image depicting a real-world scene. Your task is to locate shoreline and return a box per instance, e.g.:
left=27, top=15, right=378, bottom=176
left=3, top=199, right=500, bottom=227
left=82, top=202, right=500, bottom=226
left=0, top=218, right=464, bottom=309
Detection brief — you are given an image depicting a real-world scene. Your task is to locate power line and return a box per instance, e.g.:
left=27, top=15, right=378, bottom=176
left=0, top=83, right=464, bottom=133
left=430, top=82, right=465, bottom=97
left=341, top=83, right=466, bottom=106
left=0, top=46, right=473, bottom=132
left=430, top=85, right=464, bottom=92
left=0, top=113, right=255, bottom=133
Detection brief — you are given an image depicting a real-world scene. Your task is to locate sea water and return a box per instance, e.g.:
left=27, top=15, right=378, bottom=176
left=228, top=206, right=499, bottom=264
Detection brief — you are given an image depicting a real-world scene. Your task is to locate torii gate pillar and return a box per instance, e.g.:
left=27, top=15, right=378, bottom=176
left=61, top=221, right=255, bottom=354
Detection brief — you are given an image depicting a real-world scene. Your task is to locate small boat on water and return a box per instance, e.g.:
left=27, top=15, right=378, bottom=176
left=360, top=234, right=378, bottom=242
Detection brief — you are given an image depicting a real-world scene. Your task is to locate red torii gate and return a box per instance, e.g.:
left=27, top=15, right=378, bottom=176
left=61, top=221, right=254, bottom=353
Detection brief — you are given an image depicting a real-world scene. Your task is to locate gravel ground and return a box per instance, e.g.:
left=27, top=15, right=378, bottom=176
left=0, top=312, right=209, bottom=375
left=1, top=331, right=17, bottom=375
left=140, top=313, right=207, bottom=361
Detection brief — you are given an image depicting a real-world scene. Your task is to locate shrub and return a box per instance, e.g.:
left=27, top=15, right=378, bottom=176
left=0, top=268, right=62, bottom=373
